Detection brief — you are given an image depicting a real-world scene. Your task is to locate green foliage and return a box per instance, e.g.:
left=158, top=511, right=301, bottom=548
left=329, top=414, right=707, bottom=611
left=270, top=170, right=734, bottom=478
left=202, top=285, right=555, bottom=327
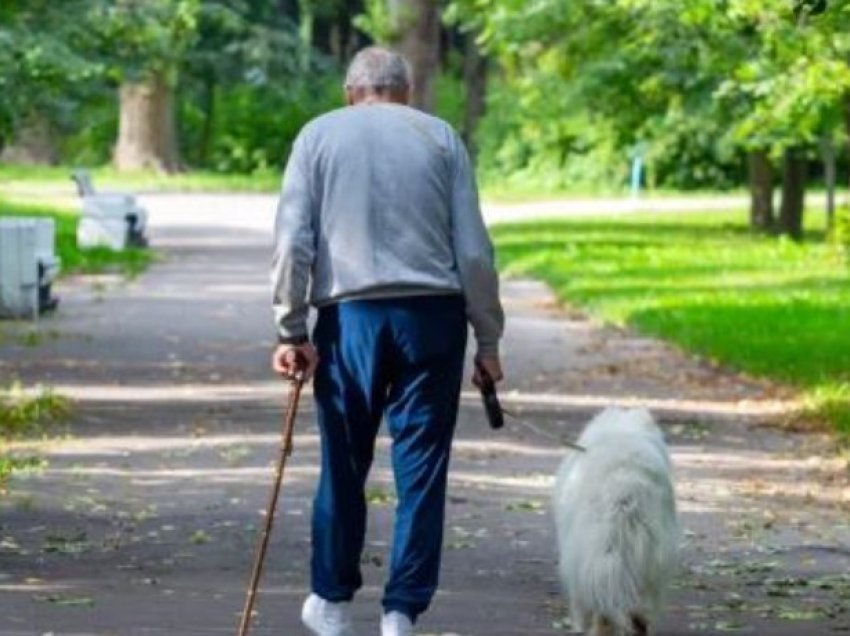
left=714, top=0, right=850, bottom=153
left=491, top=211, right=850, bottom=432
left=434, top=72, right=466, bottom=132
left=185, top=0, right=309, bottom=91
left=449, top=0, right=739, bottom=191
left=832, top=207, right=850, bottom=264
left=181, top=76, right=342, bottom=173
left=353, top=0, right=398, bottom=43
left=1, top=0, right=336, bottom=173
left=58, top=91, right=119, bottom=166
left=0, top=456, right=47, bottom=490
left=0, top=0, right=102, bottom=139
left=88, top=0, right=201, bottom=82
left=0, top=197, right=153, bottom=277
left=450, top=0, right=850, bottom=192
left=804, top=383, right=850, bottom=435
left=475, top=79, right=628, bottom=195
left=176, top=0, right=339, bottom=172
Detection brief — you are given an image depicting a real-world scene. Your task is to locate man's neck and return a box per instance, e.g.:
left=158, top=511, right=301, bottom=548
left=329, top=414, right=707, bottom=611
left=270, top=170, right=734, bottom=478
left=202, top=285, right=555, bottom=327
left=346, top=87, right=409, bottom=106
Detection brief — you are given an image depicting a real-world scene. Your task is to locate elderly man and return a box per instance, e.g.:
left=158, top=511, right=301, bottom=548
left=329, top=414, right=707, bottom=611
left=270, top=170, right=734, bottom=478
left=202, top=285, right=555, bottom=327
left=271, top=46, right=504, bottom=636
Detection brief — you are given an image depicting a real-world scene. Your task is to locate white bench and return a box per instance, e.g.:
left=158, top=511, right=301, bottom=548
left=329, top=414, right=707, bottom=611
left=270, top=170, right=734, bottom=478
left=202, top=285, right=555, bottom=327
left=72, top=170, right=149, bottom=250
left=0, top=217, right=60, bottom=319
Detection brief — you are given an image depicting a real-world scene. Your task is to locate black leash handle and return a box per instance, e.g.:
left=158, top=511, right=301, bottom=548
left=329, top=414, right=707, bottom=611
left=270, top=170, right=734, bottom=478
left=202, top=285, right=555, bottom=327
left=475, top=360, right=504, bottom=430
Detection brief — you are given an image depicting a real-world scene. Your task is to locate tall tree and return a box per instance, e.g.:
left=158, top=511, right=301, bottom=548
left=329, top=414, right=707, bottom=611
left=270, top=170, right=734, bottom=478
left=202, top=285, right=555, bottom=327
left=91, top=0, right=200, bottom=172
left=721, top=0, right=850, bottom=237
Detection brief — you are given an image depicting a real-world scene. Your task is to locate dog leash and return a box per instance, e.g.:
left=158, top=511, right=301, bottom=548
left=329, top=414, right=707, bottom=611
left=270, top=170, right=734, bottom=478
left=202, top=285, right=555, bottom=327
left=475, top=361, right=585, bottom=452
left=506, top=411, right=586, bottom=452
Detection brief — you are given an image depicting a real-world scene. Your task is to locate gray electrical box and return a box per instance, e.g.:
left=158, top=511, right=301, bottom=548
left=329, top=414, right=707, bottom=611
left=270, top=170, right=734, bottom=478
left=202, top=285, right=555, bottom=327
left=0, top=217, right=61, bottom=319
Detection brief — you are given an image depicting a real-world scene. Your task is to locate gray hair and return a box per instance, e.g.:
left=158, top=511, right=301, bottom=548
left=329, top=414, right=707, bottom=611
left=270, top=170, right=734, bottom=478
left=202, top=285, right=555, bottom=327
left=344, top=46, right=411, bottom=91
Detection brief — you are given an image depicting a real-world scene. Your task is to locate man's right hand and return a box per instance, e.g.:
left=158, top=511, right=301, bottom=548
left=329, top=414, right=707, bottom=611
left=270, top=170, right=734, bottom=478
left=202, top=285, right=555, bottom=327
left=272, top=343, right=319, bottom=381
left=472, top=355, right=503, bottom=389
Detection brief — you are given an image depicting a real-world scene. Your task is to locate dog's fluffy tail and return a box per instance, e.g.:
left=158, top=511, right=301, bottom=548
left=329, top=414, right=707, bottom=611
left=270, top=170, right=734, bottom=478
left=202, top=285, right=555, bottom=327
left=574, top=476, right=671, bottom=631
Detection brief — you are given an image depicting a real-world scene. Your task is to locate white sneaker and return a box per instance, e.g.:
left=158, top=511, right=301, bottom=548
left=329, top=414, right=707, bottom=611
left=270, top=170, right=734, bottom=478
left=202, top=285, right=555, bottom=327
left=381, top=611, right=414, bottom=636
left=301, top=593, right=356, bottom=636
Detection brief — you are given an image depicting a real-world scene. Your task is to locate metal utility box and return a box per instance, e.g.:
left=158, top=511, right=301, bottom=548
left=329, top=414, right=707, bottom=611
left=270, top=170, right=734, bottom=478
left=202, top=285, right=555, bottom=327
left=72, top=170, right=149, bottom=250
left=0, top=217, right=61, bottom=319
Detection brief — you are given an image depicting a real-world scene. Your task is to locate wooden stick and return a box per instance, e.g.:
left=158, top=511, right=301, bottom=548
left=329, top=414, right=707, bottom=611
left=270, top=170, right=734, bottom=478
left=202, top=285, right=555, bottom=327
left=237, top=376, right=304, bottom=636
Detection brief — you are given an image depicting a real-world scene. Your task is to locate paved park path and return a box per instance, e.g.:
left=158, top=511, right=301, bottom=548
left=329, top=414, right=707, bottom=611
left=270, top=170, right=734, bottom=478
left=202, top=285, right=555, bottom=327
left=1, top=195, right=849, bottom=635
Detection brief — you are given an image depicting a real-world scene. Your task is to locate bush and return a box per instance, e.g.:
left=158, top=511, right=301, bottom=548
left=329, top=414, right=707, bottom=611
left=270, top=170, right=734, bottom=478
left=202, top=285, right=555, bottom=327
left=472, top=75, right=744, bottom=196
left=475, top=78, right=629, bottom=196
left=58, top=88, right=118, bottom=166
left=180, top=75, right=343, bottom=174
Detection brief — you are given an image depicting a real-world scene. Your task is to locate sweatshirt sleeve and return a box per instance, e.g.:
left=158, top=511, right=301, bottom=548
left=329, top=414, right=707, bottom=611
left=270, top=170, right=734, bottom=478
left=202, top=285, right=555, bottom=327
left=449, top=131, right=505, bottom=357
left=271, top=131, right=316, bottom=344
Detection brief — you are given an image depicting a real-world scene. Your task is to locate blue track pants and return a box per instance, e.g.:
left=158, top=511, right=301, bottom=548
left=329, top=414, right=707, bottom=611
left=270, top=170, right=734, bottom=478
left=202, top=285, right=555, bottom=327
left=310, top=295, right=467, bottom=620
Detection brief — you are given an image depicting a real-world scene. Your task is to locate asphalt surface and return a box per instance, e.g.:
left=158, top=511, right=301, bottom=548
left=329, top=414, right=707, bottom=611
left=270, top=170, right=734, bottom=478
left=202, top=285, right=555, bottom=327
left=1, top=195, right=848, bottom=635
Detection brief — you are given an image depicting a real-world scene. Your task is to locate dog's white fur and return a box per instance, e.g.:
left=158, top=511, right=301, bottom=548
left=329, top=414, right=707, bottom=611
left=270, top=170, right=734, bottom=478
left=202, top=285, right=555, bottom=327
left=553, top=407, right=680, bottom=635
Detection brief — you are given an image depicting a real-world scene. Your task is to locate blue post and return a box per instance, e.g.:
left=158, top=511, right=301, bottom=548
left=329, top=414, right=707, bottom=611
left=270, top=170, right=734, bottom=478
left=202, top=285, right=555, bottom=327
left=630, top=153, right=643, bottom=200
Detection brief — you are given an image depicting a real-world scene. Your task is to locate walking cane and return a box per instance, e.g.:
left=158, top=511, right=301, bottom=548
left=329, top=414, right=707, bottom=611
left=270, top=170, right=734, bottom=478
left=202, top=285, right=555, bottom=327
left=236, top=364, right=305, bottom=636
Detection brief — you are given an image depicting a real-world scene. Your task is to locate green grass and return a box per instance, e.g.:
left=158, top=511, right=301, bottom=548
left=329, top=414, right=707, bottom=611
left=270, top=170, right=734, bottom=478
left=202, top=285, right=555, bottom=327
left=0, top=384, right=71, bottom=439
left=0, top=384, right=71, bottom=490
left=0, top=197, right=153, bottom=277
left=0, top=163, right=767, bottom=202
left=0, top=164, right=280, bottom=195
left=491, top=211, right=850, bottom=434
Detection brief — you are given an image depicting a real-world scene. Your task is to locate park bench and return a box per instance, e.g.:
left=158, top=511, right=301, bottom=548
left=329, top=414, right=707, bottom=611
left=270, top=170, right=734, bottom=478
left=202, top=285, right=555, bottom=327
left=0, top=217, right=60, bottom=319
left=71, top=170, right=149, bottom=250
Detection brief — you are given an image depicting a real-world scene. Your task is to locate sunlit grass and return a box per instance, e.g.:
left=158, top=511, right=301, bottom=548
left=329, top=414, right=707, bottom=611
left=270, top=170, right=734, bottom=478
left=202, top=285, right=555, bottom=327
left=0, top=197, right=153, bottom=277
left=0, top=384, right=72, bottom=490
left=0, top=164, right=280, bottom=194
left=0, top=383, right=72, bottom=439
left=491, top=211, right=850, bottom=434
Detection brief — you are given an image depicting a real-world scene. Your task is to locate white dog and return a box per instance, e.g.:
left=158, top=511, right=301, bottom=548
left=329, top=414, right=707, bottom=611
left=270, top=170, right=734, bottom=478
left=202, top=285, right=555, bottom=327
left=552, top=407, right=680, bottom=636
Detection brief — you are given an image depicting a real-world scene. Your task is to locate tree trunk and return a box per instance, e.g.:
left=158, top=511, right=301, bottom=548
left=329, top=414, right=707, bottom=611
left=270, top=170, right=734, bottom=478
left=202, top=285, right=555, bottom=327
left=298, top=0, right=314, bottom=71
left=114, top=73, right=180, bottom=173
left=462, top=34, right=488, bottom=162
left=198, top=73, right=216, bottom=168
left=845, top=94, right=850, bottom=197
left=388, top=0, right=440, bottom=112
left=747, top=150, right=774, bottom=231
left=329, top=22, right=343, bottom=62
left=0, top=114, right=58, bottom=165
left=822, top=137, right=836, bottom=232
left=778, top=148, right=807, bottom=240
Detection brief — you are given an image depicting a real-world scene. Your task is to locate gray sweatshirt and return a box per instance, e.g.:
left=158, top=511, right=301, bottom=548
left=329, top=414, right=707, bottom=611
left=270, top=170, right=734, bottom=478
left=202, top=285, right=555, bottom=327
left=271, top=103, right=504, bottom=356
